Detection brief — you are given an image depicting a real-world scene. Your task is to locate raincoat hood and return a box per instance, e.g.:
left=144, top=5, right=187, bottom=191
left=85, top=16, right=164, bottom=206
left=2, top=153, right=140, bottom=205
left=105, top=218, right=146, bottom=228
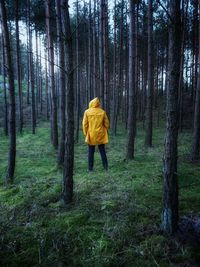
left=89, top=97, right=100, bottom=108
left=82, top=97, right=109, bottom=145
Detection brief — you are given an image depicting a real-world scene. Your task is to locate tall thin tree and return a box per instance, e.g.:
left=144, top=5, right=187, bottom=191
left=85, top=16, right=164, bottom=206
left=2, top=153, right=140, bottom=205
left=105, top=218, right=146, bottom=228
left=61, top=0, right=74, bottom=204
left=127, top=0, right=137, bottom=159
left=162, top=0, right=181, bottom=234
left=56, top=0, right=66, bottom=165
left=45, top=0, right=58, bottom=149
left=15, top=0, right=23, bottom=133
left=191, top=1, right=200, bottom=161
left=0, top=0, right=16, bottom=181
left=145, top=0, right=154, bottom=147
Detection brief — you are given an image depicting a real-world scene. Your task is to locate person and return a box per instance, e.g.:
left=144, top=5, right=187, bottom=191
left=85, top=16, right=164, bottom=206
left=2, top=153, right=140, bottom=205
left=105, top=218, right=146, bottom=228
left=82, top=97, right=109, bottom=171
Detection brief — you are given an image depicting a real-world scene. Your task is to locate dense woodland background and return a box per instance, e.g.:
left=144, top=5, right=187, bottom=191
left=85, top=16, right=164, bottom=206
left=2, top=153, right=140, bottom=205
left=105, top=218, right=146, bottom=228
left=0, top=0, right=200, bottom=266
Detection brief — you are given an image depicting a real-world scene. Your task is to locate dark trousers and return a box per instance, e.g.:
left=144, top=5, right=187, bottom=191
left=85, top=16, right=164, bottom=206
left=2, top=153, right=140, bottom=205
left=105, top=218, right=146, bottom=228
left=88, top=144, right=108, bottom=171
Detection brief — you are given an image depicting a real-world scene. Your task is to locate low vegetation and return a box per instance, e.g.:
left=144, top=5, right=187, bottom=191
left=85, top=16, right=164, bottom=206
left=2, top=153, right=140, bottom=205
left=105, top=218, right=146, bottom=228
left=0, top=123, right=199, bottom=266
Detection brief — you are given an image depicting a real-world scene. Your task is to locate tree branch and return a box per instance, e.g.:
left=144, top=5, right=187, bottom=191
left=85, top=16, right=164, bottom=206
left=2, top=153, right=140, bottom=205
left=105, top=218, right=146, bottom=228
left=156, top=0, right=173, bottom=23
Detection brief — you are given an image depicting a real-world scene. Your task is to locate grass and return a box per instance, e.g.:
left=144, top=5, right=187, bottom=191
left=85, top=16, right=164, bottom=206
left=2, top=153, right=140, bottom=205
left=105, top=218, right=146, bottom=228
left=0, top=122, right=200, bottom=267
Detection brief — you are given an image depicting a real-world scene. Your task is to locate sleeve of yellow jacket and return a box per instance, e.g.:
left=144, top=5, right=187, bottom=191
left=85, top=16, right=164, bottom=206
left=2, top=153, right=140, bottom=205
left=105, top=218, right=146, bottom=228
left=82, top=111, right=88, bottom=136
left=103, top=112, right=109, bottom=130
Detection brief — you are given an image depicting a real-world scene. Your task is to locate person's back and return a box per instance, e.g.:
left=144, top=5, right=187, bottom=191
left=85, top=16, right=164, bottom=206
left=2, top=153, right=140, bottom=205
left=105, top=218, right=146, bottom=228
left=82, top=97, right=109, bottom=171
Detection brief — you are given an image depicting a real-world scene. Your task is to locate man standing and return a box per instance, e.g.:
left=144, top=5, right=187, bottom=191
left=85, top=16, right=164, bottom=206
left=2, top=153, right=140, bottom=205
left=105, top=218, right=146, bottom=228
left=82, top=97, right=109, bottom=171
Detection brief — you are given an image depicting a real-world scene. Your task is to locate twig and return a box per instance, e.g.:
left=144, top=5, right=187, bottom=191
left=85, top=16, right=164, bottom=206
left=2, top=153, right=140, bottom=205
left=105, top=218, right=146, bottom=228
left=156, top=0, right=173, bottom=23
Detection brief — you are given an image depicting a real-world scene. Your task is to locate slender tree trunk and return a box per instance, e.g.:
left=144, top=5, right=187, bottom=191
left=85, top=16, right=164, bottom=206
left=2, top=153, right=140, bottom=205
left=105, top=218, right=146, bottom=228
left=56, top=0, right=66, bottom=165
left=61, top=0, right=74, bottom=204
left=45, top=49, right=49, bottom=120
left=28, top=1, right=36, bottom=134
left=88, top=0, right=93, bottom=100
left=111, top=0, right=117, bottom=135
left=178, top=0, right=189, bottom=132
left=99, top=0, right=105, bottom=107
left=75, top=0, right=80, bottom=143
left=26, top=5, right=30, bottom=105
left=127, top=0, right=136, bottom=159
left=191, top=1, right=200, bottom=161
left=103, top=0, right=110, bottom=117
left=45, top=0, right=58, bottom=149
left=0, top=0, right=16, bottom=181
left=145, top=0, right=154, bottom=147
left=93, top=0, right=97, bottom=97
left=162, top=0, right=181, bottom=235
left=15, top=0, right=23, bottom=134
left=2, top=36, right=8, bottom=136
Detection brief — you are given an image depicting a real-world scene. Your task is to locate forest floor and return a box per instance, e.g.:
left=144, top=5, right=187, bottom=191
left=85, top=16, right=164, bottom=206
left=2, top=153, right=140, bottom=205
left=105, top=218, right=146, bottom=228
left=0, top=122, right=200, bottom=267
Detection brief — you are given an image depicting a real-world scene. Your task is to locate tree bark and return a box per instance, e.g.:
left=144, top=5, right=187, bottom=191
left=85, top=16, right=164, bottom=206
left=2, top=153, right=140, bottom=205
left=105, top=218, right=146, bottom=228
left=162, top=0, right=181, bottom=235
left=56, top=0, right=66, bottom=165
left=61, top=0, right=74, bottom=204
left=191, top=1, right=200, bottom=161
left=0, top=0, right=16, bottom=181
left=99, top=0, right=105, bottom=107
left=45, top=0, right=58, bottom=149
left=2, top=35, right=8, bottom=136
left=28, top=1, right=36, bottom=134
left=145, top=0, right=154, bottom=147
left=127, top=0, right=137, bottom=159
left=15, top=0, right=23, bottom=134
left=75, top=0, right=80, bottom=143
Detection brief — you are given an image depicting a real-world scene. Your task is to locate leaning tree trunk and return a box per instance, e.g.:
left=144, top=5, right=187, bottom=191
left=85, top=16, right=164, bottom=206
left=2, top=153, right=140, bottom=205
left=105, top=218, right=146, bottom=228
left=61, top=0, right=74, bottom=204
left=126, top=0, right=137, bottom=159
left=0, top=0, right=16, bottom=181
left=191, top=1, right=200, bottom=162
left=162, top=0, right=181, bottom=235
left=145, top=0, right=154, bottom=147
left=56, top=0, right=66, bottom=165
left=45, top=0, right=58, bottom=149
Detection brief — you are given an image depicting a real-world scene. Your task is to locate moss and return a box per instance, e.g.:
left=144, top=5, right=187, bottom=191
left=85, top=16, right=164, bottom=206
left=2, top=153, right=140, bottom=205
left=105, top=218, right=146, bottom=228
left=0, top=122, right=199, bottom=266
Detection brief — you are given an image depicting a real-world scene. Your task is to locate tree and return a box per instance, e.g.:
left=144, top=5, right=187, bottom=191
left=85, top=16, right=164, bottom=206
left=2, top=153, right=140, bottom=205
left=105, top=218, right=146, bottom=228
left=1, top=35, right=8, bottom=136
left=28, top=0, right=36, bottom=134
left=191, top=1, right=200, bottom=161
left=126, top=0, right=137, bottom=159
left=0, top=0, right=16, bottom=181
left=15, top=0, right=23, bottom=133
left=56, top=0, right=66, bottom=165
left=61, top=0, right=74, bottom=204
left=162, top=0, right=181, bottom=234
left=145, top=0, right=154, bottom=147
left=45, top=0, right=58, bottom=149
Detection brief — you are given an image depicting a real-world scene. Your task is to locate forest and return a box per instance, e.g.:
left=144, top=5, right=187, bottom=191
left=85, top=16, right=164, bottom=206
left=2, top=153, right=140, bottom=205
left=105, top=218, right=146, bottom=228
left=0, top=0, right=200, bottom=266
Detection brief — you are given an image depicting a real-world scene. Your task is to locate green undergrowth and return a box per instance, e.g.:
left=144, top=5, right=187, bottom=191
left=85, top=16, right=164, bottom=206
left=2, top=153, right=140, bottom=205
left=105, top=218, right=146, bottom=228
left=0, top=123, right=200, bottom=267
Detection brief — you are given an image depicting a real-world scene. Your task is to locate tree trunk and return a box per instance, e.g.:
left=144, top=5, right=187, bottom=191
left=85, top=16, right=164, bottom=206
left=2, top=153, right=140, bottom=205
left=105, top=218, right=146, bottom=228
left=56, top=0, right=66, bottom=165
left=2, top=35, right=8, bottom=136
left=145, top=0, right=154, bottom=147
left=99, top=0, right=105, bottom=107
left=111, top=0, right=117, bottom=135
left=15, top=0, right=23, bottom=134
left=191, top=1, right=200, bottom=162
left=126, top=0, right=137, bottom=159
left=28, top=1, right=36, bottom=134
left=75, top=0, right=80, bottom=143
left=61, top=0, right=74, bottom=204
left=0, top=0, right=16, bottom=181
left=45, top=0, right=58, bottom=149
left=162, top=0, right=181, bottom=235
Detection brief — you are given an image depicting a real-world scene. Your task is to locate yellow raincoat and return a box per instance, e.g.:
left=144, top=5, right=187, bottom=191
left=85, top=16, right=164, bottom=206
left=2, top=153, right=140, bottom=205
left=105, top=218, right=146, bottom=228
left=82, top=98, right=109, bottom=145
